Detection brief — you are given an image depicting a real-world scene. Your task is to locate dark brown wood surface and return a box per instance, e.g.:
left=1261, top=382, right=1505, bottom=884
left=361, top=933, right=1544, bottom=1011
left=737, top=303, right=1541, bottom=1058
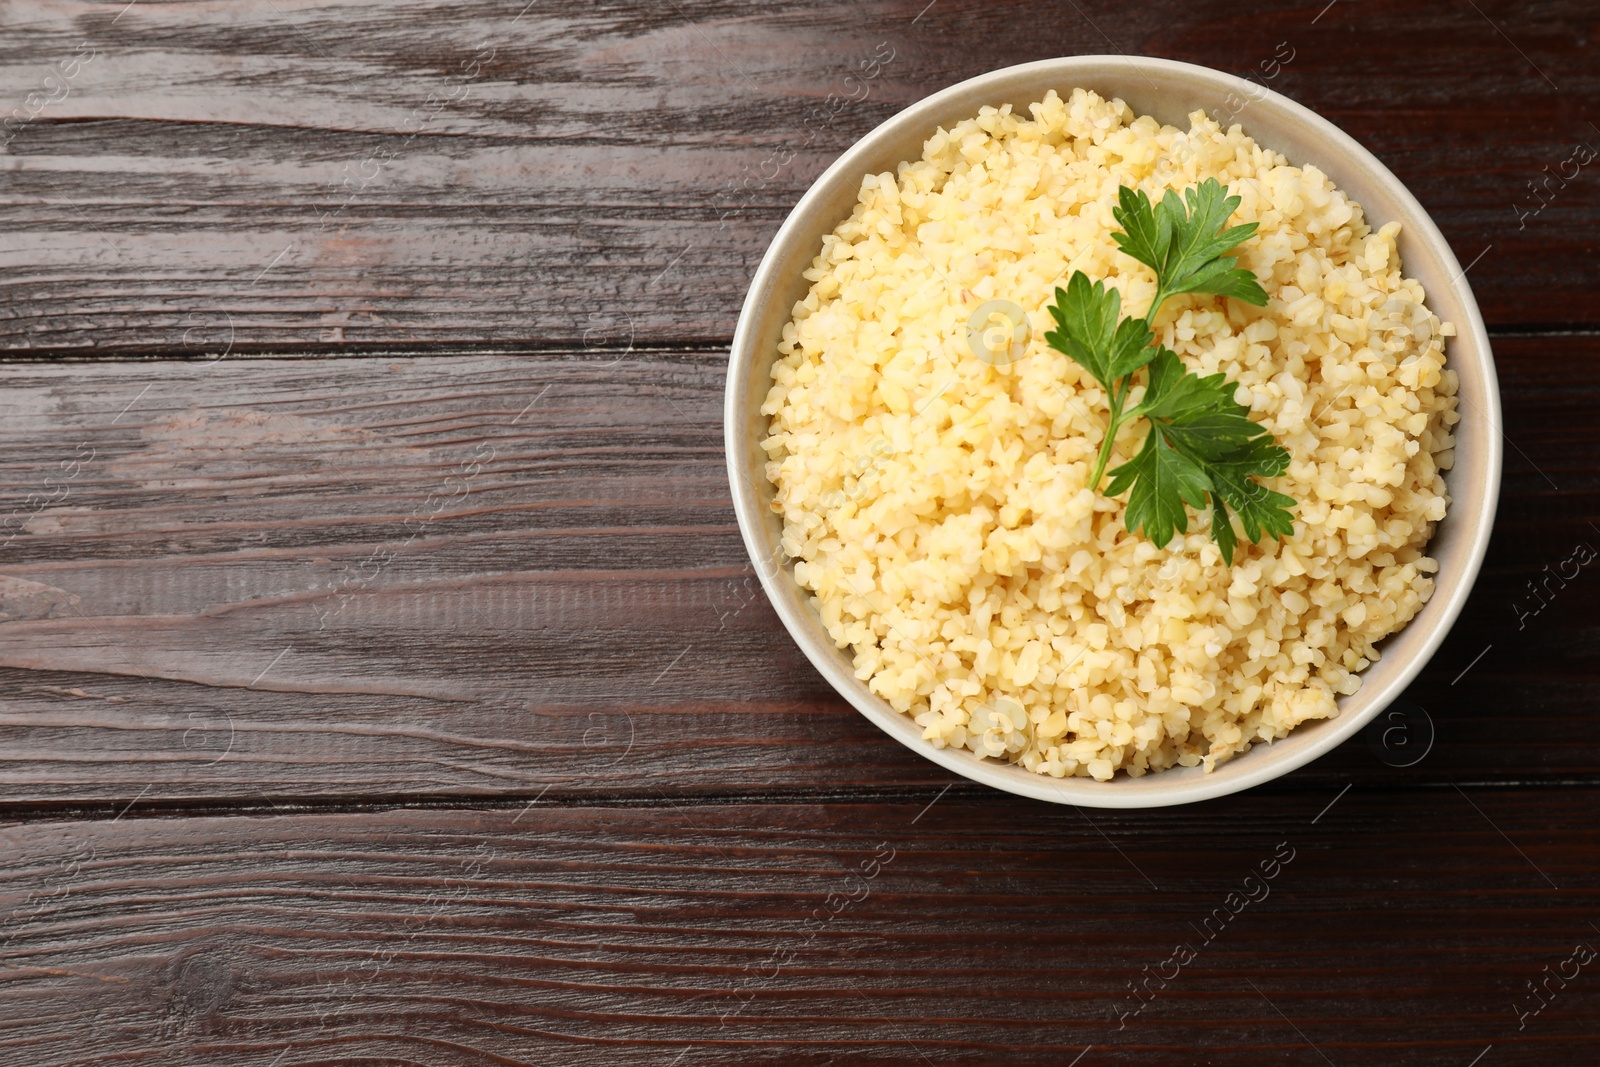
left=0, top=792, right=1596, bottom=1066
left=1, top=0, right=1597, bottom=1062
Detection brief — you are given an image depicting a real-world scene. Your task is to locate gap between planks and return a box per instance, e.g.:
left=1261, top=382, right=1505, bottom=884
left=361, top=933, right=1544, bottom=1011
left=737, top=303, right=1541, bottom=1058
left=0, top=340, right=731, bottom=364
left=0, top=323, right=1596, bottom=364
left=2, top=777, right=1599, bottom=827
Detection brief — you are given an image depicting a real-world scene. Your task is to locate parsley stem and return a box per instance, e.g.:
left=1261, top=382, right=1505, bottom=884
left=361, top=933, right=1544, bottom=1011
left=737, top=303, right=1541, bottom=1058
left=1085, top=288, right=1166, bottom=488
left=1144, top=287, right=1169, bottom=328
left=1087, top=380, right=1129, bottom=490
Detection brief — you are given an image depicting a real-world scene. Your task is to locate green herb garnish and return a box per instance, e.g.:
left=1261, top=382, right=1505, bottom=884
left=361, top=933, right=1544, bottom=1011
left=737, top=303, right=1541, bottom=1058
left=1044, top=178, right=1293, bottom=565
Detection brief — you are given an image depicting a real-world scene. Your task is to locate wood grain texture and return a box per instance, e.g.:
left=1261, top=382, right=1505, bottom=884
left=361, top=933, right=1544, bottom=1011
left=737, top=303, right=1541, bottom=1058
left=0, top=791, right=1595, bottom=1065
left=2, top=0, right=1598, bottom=354
left=0, top=339, right=1593, bottom=802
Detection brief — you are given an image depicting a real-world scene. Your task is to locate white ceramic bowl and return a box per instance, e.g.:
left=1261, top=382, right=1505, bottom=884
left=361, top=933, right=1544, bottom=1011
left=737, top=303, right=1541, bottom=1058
left=725, top=56, right=1501, bottom=807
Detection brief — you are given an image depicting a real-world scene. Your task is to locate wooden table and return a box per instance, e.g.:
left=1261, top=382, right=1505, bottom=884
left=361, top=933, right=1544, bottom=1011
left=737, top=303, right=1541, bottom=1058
left=2, top=1, right=1596, bottom=1062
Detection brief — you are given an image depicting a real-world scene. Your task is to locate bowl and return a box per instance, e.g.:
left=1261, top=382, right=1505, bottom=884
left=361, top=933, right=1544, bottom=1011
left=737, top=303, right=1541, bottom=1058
left=725, top=56, right=1501, bottom=807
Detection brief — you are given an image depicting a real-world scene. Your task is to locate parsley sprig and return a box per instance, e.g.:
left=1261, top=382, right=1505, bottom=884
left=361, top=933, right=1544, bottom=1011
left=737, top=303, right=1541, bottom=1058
left=1044, top=178, right=1294, bottom=565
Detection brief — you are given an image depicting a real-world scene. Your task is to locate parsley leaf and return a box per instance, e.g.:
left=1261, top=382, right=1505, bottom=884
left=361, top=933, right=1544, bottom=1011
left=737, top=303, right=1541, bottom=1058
left=1043, top=272, right=1156, bottom=391
left=1041, top=181, right=1291, bottom=565
left=1116, top=347, right=1293, bottom=562
left=1103, top=418, right=1212, bottom=552
left=1112, top=177, right=1269, bottom=315
left=1208, top=448, right=1296, bottom=544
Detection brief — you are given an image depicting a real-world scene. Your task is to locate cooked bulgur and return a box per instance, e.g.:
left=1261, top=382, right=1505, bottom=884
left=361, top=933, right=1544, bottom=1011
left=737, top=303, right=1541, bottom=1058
left=761, top=88, right=1458, bottom=779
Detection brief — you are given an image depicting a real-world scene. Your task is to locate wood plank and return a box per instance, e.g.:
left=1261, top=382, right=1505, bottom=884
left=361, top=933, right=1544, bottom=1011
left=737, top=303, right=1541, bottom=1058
left=0, top=339, right=1594, bottom=802
left=0, top=790, right=1594, bottom=1064
left=2, top=0, right=1597, bottom=354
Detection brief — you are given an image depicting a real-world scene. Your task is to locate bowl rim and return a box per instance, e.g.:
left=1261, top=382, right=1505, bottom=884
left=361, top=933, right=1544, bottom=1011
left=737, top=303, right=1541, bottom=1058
left=724, top=55, right=1502, bottom=808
